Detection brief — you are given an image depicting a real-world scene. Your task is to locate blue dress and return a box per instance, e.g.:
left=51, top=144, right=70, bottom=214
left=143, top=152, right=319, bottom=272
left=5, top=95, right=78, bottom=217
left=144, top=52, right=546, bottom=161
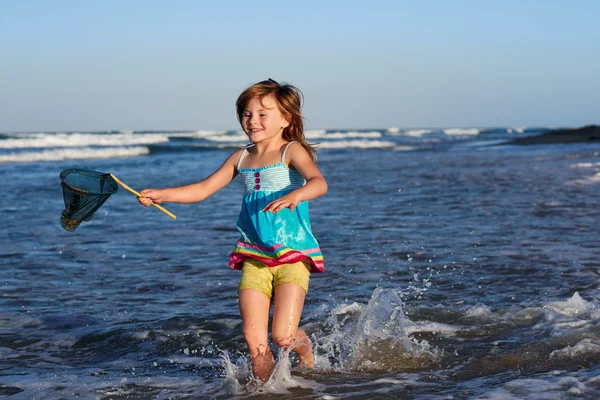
left=229, top=142, right=324, bottom=273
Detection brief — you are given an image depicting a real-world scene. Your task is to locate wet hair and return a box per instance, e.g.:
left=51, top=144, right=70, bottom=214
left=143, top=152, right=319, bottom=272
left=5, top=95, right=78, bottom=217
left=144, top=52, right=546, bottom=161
left=236, top=78, right=317, bottom=162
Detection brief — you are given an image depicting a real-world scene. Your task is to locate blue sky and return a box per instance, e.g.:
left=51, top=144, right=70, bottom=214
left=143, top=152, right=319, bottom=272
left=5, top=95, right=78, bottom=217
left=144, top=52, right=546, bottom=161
left=1, top=0, right=598, bottom=131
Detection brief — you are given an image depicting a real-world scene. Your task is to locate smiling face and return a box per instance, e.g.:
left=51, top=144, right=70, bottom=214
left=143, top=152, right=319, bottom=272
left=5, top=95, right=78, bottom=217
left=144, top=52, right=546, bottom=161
left=241, top=94, right=289, bottom=144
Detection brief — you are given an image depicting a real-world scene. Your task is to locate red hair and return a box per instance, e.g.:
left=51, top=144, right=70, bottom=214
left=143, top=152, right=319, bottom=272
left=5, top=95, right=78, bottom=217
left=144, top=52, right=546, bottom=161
left=236, top=79, right=317, bottom=161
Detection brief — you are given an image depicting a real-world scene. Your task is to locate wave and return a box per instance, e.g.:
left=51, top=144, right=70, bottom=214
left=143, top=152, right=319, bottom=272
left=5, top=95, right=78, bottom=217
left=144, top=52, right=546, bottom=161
left=388, top=128, right=486, bottom=137
left=398, top=129, right=433, bottom=137
left=317, top=140, right=397, bottom=149
left=0, top=132, right=169, bottom=149
left=443, top=128, right=481, bottom=136
left=394, top=145, right=420, bottom=151
left=0, top=127, right=547, bottom=164
left=507, top=126, right=527, bottom=134
left=3, top=287, right=600, bottom=398
left=0, top=139, right=407, bottom=163
left=167, top=130, right=228, bottom=139
left=0, top=146, right=150, bottom=163
left=306, top=130, right=383, bottom=139
left=570, top=162, right=600, bottom=168
left=167, top=130, right=246, bottom=142
left=569, top=171, right=600, bottom=185
left=186, top=130, right=386, bottom=142
left=203, top=133, right=248, bottom=142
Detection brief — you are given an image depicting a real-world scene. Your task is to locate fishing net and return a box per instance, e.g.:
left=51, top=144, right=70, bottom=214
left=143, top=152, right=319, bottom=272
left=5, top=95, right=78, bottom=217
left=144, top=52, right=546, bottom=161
left=60, top=168, right=175, bottom=231
left=60, top=169, right=119, bottom=231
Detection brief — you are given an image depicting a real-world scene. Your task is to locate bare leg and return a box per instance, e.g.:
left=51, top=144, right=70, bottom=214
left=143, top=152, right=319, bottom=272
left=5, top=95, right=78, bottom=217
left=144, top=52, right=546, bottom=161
left=271, top=282, right=314, bottom=368
left=239, top=289, right=273, bottom=382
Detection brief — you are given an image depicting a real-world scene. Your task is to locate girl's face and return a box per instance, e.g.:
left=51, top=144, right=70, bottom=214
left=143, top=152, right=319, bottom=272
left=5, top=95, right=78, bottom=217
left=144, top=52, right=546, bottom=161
left=241, top=94, right=289, bottom=143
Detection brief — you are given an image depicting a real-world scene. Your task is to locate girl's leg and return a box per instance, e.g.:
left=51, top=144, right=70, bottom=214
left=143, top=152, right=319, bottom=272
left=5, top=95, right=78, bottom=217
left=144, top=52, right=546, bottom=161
left=239, top=288, right=273, bottom=382
left=271, top=282, right=314, bottom=368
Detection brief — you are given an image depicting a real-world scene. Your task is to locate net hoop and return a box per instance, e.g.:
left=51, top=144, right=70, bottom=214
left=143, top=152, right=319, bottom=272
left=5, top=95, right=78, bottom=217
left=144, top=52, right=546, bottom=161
left=60, top=169, right=119, bottom=195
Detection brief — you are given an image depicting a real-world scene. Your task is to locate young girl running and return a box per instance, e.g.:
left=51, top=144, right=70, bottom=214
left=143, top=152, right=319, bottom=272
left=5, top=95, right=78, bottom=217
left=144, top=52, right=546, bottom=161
left=138, top=79, right=327, bottom=382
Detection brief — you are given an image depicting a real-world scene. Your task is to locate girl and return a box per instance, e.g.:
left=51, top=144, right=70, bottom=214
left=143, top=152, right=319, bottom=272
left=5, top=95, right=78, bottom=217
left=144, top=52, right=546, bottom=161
left=138, top=79, right=327, bottom=382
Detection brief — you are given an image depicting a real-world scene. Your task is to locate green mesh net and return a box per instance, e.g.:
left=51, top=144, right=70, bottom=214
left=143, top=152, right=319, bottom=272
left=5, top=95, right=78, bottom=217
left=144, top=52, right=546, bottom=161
left=60, top=169, right=119, bottom=231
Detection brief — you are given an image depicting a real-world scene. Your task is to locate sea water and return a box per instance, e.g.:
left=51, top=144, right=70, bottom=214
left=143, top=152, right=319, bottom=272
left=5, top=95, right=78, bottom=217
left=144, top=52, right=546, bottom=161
left=1, top=128, right=600, bottom=399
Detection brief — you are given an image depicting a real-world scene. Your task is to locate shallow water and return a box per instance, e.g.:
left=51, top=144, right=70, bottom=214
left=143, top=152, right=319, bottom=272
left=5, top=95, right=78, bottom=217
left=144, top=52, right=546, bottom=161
left=1, top=129, right=600, bottom=399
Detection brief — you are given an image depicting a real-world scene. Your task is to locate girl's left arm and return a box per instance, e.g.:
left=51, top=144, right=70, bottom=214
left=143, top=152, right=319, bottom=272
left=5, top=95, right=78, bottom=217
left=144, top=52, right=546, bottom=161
left=262, top=144, right=328, bottom=213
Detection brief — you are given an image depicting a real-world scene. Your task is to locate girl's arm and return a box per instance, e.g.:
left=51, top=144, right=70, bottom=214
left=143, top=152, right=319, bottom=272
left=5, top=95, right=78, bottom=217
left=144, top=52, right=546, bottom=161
left=262, top=143, right=328, bottom=213
left=139, top=150, right=242, bottom=205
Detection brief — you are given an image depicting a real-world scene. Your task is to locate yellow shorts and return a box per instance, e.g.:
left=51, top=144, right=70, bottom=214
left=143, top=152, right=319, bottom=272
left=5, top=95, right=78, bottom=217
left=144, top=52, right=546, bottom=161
left=238, top=258, right=311, bottom=299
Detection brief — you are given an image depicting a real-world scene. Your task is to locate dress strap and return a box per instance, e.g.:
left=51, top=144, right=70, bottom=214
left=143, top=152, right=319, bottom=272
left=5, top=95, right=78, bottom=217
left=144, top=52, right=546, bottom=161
left=236, top=148, right=248, bottom=170
left=281, top=141, right=297, bottom=164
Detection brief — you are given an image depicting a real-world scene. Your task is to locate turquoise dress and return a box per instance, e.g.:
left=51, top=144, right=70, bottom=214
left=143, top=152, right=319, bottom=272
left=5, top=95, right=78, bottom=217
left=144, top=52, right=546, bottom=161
left=229, top=142, right=324, bottom=273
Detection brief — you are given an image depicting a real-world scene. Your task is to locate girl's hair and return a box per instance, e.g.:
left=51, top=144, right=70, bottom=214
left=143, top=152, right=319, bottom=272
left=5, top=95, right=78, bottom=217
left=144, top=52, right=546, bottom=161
left=236, top=79, right=317, bottom=162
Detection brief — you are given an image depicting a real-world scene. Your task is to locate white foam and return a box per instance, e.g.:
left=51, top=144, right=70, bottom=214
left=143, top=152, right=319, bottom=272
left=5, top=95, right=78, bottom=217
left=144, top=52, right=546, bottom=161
left=508, top=126, right=527, bottom=134
left=304, top=129, right=327, bottom=138
left=552, top=320, right=590, bottom=331
left=407, top=129, right=434, bottom=137
left=570, top=162, right=600, bottom=168
left=406, top=129, right=433, bottom=137
left=0, top=132, right=169, bottom=149
left=131, top=331, right=150, bottom=340
left=218, top=349, right=319, bottom=397
left=332, top=302, right=364, bottom=315
left=317, top=140, right=396, bottom=149
left=404, top=321, right=461, bottom=336
left=0, top=146, right=150, bottom=163
left=174, top=129, right=387, bottom=142
left=544, top=292, right=595, bottom=318
left=372, top=378, right=406, bottom=384
left=569, top=171, right=600, bottom=185
left=443, top=128, right=480, bottom=136
left=550, top=338, right=600, bottom=359
left=465, top=304, right=493, bottom=318
left=394, top=146, right=418, bottom=151
left=314, top=288, right=440, bottom=373
left=385, top=129, right=433, bottom=137
left=191, top=143, right=248, bottom=149
left=305, top=131, right=382, bottom=139
left=203, top=133, right=248, bottom=142
left=168, top=130, right=227, bottom=139
left=504, top=378, right=563, bottom=394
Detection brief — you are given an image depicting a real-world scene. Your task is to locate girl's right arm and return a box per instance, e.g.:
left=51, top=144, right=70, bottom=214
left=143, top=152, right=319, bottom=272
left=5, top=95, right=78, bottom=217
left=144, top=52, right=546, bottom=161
left=138, top=149, right=243, bottom=205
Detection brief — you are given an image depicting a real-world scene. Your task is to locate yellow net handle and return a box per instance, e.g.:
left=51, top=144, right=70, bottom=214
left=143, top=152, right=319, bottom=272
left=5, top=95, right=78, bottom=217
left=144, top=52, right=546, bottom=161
left=109, top=174, right=177, bottom=220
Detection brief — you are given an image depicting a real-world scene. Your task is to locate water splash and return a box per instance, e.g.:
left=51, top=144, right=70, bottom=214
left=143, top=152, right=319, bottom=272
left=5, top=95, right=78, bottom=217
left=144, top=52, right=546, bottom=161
left=314, top=288, right=441, bottom=372
left=217, top=351, right=247, bottom=396
left=218, top=347, right=317, bottom=396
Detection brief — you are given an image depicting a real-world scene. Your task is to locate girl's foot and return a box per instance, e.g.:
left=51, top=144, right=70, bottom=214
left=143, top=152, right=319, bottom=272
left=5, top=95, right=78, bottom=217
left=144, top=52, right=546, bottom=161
left=295, top=337, right=314, bottom=368
left=297, top=349, right=314, bottom=368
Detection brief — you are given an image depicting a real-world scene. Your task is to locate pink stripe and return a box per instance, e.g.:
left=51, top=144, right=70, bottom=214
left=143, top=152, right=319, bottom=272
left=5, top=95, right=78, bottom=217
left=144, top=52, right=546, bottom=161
left=230, top=251, right=324, bottom=273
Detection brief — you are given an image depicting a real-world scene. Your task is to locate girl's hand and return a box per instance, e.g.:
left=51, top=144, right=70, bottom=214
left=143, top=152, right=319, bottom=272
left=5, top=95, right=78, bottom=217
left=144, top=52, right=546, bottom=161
left=138, top=189, right=162, bottom=206
left=262, top=192, right=301, bottom=213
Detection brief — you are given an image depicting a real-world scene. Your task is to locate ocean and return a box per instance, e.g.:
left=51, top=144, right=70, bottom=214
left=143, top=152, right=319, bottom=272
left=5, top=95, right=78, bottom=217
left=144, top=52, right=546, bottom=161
left=1, top=127, right=600, bottom=399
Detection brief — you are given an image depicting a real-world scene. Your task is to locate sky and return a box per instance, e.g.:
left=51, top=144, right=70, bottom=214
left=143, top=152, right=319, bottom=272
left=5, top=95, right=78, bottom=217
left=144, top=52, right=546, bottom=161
left=1, top=0, right=599, bottom=132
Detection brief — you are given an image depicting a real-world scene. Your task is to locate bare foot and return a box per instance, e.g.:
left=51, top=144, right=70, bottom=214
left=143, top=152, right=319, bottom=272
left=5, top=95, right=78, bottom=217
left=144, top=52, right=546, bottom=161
left=250, top=346, right=275, bottom=382
left=295, top=337, right=314, bottom=368
left=298, top=351, right=314, bottom=368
